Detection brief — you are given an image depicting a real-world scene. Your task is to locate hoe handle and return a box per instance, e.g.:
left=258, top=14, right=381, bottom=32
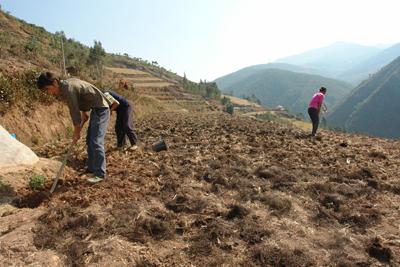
left=49, top=144, right=74, bottom=194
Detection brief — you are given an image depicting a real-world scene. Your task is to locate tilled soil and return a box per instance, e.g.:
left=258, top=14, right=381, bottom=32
left=3, top=112, right=400, bottom=266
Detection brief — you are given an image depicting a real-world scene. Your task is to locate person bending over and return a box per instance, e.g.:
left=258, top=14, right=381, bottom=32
left=105, top=90, right=138, bottom=150
left=37, top=72, right=111, bottom=183
left=308, top=87, right=327, bottom=137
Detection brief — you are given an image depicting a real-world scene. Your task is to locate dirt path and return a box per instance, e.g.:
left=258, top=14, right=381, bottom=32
left=1, top=111, right=400, bottom=266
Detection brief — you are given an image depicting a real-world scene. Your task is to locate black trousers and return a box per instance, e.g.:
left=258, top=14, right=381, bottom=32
left=115, top=105, right=138, bottom=147
left=308, top=107, right=319, bottom=136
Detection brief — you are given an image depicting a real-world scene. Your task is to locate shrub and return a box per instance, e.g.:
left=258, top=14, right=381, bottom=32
left=29, top=174, right=45, bottom=189
left=226, top=103, right=234, bottom=115
left=0, top=70, right=55, bottom=115
left=220, top=96, right=231, bottom=106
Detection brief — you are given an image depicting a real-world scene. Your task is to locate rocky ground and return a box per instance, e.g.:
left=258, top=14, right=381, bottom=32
left=1, top=111, right=400, bottom=266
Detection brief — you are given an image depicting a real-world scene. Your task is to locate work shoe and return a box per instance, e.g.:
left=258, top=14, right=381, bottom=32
left=87, top=176, right=104, bottom=184
left=128, top=145, right=138, bottom=151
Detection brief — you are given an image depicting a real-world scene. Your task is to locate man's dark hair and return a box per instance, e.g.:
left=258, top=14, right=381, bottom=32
left=320, top=87, right=327, bottom=93
left=37, top=72, right=59, bottom=89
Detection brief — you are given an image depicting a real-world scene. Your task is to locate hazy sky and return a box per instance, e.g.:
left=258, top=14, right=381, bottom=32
left=2, top=0, right=400, bottom=81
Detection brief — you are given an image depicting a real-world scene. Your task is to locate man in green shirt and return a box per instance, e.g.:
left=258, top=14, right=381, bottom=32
left=37, top=72, right=110, bottom=183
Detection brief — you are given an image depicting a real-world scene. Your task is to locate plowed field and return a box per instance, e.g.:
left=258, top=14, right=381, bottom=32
left=1, top=112, right=400, bottom=266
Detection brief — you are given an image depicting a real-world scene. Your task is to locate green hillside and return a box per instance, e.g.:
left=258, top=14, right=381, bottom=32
left=328, top=56, right=400, bottom=138
left=216, top=68, right=352, bottom=115
left=214, top=63, right=323, bottom=90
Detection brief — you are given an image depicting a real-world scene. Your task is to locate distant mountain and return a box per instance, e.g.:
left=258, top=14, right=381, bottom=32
left=328, top=56, right=400, bottom=138
left=338, top=43, right=400, bottom=85
left=275, top=42, right=381, bottom=78
left=215, top=68, right=352, bottom=115
left=214, top=63, right=321, bottom=90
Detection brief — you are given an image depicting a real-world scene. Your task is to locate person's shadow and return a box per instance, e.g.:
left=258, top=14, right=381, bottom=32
left=0, top=182, right=16, bottom=205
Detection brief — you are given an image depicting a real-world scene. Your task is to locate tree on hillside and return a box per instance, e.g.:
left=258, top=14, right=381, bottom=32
left=183, top=73, right=188, bottom=84
left=87, top=40, right=106, bottom=78
left=205, top=82, right=220, bottom=99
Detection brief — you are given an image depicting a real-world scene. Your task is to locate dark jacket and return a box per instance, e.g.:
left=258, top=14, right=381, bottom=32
left=105, top=90, right=131, bottom=112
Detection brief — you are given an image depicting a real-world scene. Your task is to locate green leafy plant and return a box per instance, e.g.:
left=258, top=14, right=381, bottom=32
left=29, top=174, right=45, bottom=189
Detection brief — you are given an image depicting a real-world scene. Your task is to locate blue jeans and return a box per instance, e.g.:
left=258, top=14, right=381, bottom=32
left=86, top=107, right=110, bottom=178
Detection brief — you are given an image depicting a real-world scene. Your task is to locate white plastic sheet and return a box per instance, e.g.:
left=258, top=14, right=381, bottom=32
left=0, top=125, right=39, bottom=169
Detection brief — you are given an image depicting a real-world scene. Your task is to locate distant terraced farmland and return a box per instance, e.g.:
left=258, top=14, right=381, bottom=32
left=106, top=66, right=211, bottom=113
left=106, top=67, right=174, bottom=88
left=105, top=67, right=148, bottom=75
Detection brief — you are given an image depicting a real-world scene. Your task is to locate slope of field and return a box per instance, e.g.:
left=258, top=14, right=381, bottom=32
left=1, top=112, right=399, bottom=266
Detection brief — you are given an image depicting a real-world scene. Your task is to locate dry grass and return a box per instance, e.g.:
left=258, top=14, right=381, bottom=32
left=105, top=67, right=148, bottom=75
left=133, top=95, right=190, bottom=118
left=222, top=95, right=261, bottom=107
left=125, top=77, right=164, bottom=82
left=287, top=119, right=312, bottom=130
left=133, top=82, right=174, bottom=88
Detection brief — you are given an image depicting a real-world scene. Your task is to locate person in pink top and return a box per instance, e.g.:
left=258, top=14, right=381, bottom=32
left=308, top=87, right=327, bottom=136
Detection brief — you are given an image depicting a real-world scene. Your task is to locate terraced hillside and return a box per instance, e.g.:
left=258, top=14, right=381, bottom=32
left=106, top=67, right=213, bottom=114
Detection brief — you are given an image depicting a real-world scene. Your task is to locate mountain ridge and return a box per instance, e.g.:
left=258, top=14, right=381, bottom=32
left=275, top=42, right=381, bottom=78
left=328, top=56, right=400, bottom=138
left=338, top=43, right=400, bottom=84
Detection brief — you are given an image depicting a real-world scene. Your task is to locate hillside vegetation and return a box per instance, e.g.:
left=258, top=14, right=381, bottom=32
left=0, top=9, right=220, bottom=145
left=216, top=68, right=352, bottom=115
left=0, top=10, right=219, bottom=111
left=328, top=56, right=400, bottom=138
